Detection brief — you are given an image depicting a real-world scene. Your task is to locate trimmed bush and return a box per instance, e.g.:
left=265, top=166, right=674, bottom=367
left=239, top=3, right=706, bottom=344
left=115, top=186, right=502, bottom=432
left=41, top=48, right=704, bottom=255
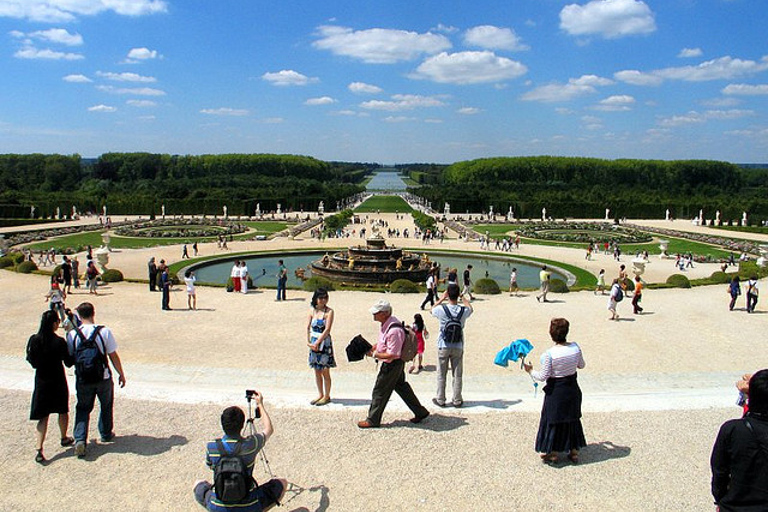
left=474, top=277, right=501, bottom=294
left=709, top=271, right=731, bottom=284
left=389, top=279, right=420, bottom=293
left=101, top=269, right=124, bottom=282
left=16, top=260, right=38, bottom=274
left=303, top=276, right=335, bottom=292
left=549, top=278, right=570, bottom=293
left=11, top=252, right=26, bottom=264
left=666, top=274, right=691, bottom=288
left=0, top=256, right=14, bottom=269
left=622, top=278, right=635, bottom=292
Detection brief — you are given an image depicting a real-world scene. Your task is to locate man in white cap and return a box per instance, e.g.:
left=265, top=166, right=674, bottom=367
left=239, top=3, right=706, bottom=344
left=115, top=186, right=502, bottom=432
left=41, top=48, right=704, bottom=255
left=358, top=299, right=430, bottom=428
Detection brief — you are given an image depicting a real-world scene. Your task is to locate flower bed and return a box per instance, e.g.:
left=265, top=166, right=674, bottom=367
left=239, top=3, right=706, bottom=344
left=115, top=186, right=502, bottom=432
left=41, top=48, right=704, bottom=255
left=515, top=222, right=652, bottom=244
left=114, top=219, right=246, bottom=238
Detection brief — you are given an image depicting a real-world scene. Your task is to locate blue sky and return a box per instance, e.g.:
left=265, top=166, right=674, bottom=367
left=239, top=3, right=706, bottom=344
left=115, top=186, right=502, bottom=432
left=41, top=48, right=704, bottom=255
left=1, top=0, right=767, bottom=164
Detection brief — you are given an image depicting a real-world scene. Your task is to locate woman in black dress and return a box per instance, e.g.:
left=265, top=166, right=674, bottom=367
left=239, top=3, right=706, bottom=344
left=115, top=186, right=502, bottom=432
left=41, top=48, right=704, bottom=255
left=26, top=310, right=74, bottom=464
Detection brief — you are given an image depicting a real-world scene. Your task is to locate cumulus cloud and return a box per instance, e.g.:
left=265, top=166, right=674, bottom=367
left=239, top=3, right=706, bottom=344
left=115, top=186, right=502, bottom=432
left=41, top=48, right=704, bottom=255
left=124, top=47, right=161, bottom=63
left=560, top=0, right=656, bottom=39
left=658, top=109, right=754, bottom=127
left=678, top=47, right=702, bottom=58
left=126, top=99, right=156, bottom=107
left=383, top=116, right=416, bottom=123
left=521, top=74, right=612, bottom=102
left=11, top=28, right=83, bottom=46
left=614, top=69, right=663, bottom=86
left=348, top=82, right=383, bottom=94
left=96, top=85, right=165, bottom=96
left=262, top=70, right=318, bottom=86
left=200, top=108, right=249, bottom=116
left=88, top=104, right=116, bottom=112
left=410, top=51, right=527, bottom=85
left=464, top=25, right=529, bottom=51
left=305, top=96, right=337, bottom=106
left=63, top=74, right=91, bottom=83
left=722, top=83, right=768, bottom=95
left=457, top=107, right=481, bottom=115
left=616, top=56, right=768, bottom=86
left=96, top=71, right=156, bottom=82
left=14, top=46, right=83, bottom=60
left=312, top=25, right=451, bottom=64
left=593, top=94, right=636, bottom=111
left=0, top=0, right=168, bottom=23
left=360, top=94, right=445, bottom=111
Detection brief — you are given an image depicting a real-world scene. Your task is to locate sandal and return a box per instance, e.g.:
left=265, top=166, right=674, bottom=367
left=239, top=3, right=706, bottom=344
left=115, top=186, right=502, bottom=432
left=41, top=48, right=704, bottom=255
left=568, top=452, right=580, bottom=464
left=35, top=450, right=46, bottom=464
left=540, top=453, right=559, bottom=464
left=60, top=436, right=75, bottom=447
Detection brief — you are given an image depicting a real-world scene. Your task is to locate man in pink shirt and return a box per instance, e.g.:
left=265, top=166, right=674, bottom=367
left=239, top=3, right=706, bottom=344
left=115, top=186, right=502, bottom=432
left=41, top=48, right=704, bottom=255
left=358, top=299, right=430, bottom=429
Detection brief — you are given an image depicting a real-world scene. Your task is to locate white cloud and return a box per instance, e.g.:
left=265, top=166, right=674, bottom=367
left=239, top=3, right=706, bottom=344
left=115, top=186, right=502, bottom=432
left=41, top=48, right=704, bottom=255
left=464, top=25, right=529, bottom=51
left=593, top=94, right=636, bottom=111
left=410, top=51, right=527, bottom=85
left=12, top=28, right=83, bottom=46
left=560, top=0, right=656, bottom=39
left=14, top=46, right=83, bottom=60
left=521, top=75, right=611, bottom=103
left=305, top=96, right=337, bottom=106
left=433, top=23, right=459, bottom=34
left=126, top=99, right=156, bottom=107
left=425, top=118, right=443, bottom=123
left=360, top=94, right=446, bottom=111
left=614, top=69, right=663, bottom=86
left=348, top=82, right=383, bottom=94
left=125, top=47, right=160, bottom=63
left=617, top=56, right=768, bottom=86
left=457, top=107, right=481, bottom=115
left=0, top=0, right=168, bottom=23
left=678, top=47, right=702, bottom=58
left=658, top=109, right=754, bottom=127
left=200, top=108, right=249, bottom=116
left=383, top=116, right=416, bottom=123
left=88, top=104, right=117, bottom=113
left=701, top=97, right=741, bottom=107
left=722, top=83, right=768, bottom=96
left=96, top=71, right=156, bottom=83
left=312, top=25, right=451, bottom=64
left=96, top=85, right=165, bottom=96
left=262, top=70, right=318, bottom=86
left=63, top=74, right=91, bottom=83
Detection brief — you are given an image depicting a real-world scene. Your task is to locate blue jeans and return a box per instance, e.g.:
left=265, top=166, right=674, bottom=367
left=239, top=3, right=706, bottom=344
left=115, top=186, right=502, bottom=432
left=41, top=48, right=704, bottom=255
left=276, top=277, right=287, bottom=300
left=74, top=378, right=114, bottom=443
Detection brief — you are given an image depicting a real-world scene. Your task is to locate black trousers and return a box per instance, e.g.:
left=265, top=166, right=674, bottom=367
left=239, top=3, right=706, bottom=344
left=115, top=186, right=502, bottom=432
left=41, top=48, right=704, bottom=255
left=162, top=285, right=170, bottom=309
left=420, top=288, right=435, bottom=310
left=367, top=359, right=428, bottom=426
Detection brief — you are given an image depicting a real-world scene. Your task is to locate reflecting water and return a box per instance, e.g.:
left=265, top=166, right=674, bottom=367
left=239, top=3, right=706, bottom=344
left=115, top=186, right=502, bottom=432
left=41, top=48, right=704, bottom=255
left=191, top=250, right=563, bottom=289
left=366, top=171, right=407, bottom=191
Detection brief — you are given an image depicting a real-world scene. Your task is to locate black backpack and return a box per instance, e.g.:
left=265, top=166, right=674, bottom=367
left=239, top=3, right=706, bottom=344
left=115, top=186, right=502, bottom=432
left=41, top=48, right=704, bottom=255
left=73, top=326, right=107, bottom=384
left=213, top=439, right=254, bottom=504
left=441, top=305, right=465, bottom=344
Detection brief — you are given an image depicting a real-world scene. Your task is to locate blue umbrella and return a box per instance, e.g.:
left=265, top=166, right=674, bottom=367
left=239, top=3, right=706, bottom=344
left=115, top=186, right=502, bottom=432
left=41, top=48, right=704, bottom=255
left=494, top=338, right=538, bottom=396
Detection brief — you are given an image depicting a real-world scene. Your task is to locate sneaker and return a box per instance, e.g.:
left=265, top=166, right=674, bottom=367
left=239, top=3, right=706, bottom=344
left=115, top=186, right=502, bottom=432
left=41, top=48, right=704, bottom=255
left=60, top=436, right=75, bottom=447
left=100, top=433, right=115, bottom=443
left=75, top=441, right=86, bottom=459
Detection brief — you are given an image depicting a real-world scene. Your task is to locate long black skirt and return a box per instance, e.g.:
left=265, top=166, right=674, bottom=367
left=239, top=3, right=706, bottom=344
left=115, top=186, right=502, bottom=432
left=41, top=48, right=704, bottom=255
left=535, top=373, right=587, bottom=453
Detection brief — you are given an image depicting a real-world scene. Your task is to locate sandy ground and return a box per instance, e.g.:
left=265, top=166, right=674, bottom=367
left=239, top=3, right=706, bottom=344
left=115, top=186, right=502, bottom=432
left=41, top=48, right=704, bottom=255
left=1, top=212, right=765, bottom=511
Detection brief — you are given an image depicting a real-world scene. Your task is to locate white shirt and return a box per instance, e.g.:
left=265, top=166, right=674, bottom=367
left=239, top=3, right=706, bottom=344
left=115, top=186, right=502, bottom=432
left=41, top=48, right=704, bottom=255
left=531, top=342, right=585, bottom=381
left=66, top=323, right=118, bottom=380
left=231, top=265, right=240, bottom=278
left=184, top=276, right=196, bottom=293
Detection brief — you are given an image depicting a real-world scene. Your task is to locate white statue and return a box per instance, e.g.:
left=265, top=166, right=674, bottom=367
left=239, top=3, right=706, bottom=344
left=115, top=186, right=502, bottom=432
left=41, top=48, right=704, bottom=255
left=55, top=207, right=60, bottom=219
left=542, top=207, right=547, bottom=221
left=102, top=205, right=107, bottom=217
left=699, top=209, right=704, bottom=224
left=318, top=201, right=324, bottom=215
left=507, top=206, right=513, bottom=221
left=715, top=210, right=721, bottom=224
left=665, top=209, right=670, bottom=221
left=489, top=205, right=494, bottom=218
left=162, top=204, right=166, bottom=218
left=255, top=203, right=261, bottom=215
left=223, top=205, right=228, bottom=218
left=72, top=205, right=77, bottom=218
left=30, top=205, right=35, bottom=218
left=277, top=203, right=282, bottom=215
left=742, top=211, right=748, bottom=227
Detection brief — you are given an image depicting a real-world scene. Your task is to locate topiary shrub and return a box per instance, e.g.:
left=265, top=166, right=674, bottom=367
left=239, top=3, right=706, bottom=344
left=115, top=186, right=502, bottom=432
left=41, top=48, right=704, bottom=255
left=101, top=269, right=124, bottom=282
left=666, top=274, right=691, bottom=288
left=16, top=260, right=38, bottom=274
left=0, top=256, right=14, bottom=269
left=303, top=276, right=335, bottom=292
left=548, top=278, right=570, bottom=293
left=622, top=278, right=635, bottom=292
left=474, top=277, right=501, bottom=294
left=389, top=279, right=420, bottom=293
left=11, top=252, right=26, bottom=264
left=709, top=271, right=731, bottom=284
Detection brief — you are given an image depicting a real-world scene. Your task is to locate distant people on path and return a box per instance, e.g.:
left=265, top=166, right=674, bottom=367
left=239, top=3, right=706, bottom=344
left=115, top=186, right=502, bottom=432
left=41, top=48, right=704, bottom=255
left=632, top=276, right=644, bottom=314
left=85, top=260, right=100, bottom=295
left=192, top=242, right=198, bottom=257
left=71, top=257, right=80, bottom=289
left=240, top=261, right=249, bottom=294
left=536, top=265, right=551, bottom=303
left=307, top=288, right=335, bottom=406
left=357, top=299, right=429, bottom=428
left=182, top=244, right=189, bottom=259
left=148, top=257, right=158, bottom=291
left=461, top=264, right=475, bottom=300
left=431, top=284, right=473, bottom=408
left=524, top=318, right=587, bottom=464
left=184, top=270, right=197, bottom=310
left=276, top=259, right=287, bottom=301
left=746, top=276, right=759, bottom=313
left=161, top=266, right=172, bottom=310
left=420, top=270, right=437, bottom=310
left=711, top=369, right=768, bottom=511
left=728, top=276, right=741, bottom=311
left=608, top=278, right=622, bottom=320
left=66, top=302, right=126, bottom=459
left=231, top=260, right=241, bottom=293
left=595, top=269, right=606, bottom=295
left=44, top=277, right=67, bottom=322
left=408, top=313, right=428, bottom=374
left=61, top=256, right=72, bottom=294
left=26, top=310, right=75, bottom=464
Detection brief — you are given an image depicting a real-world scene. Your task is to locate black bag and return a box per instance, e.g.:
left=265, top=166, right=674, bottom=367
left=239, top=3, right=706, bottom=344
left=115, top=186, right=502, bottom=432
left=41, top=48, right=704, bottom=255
left=73, top=326, right=107, bottom=384
left=346, top=335, right=373, bottom=362
left=213, top=439, right=254, bottom=504
left=615, top=288, right=624, bottom=302
left=441, top=305, right=465, bottom=344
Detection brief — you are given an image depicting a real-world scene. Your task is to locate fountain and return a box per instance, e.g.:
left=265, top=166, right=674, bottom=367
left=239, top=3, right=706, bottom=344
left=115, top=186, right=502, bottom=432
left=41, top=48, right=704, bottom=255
left=310, top=236, right=431, bottom=285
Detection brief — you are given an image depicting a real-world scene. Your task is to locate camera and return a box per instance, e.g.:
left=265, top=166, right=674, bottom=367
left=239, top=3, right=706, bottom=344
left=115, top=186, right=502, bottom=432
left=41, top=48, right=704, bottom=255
left=245, top=390, right=261, bottom=418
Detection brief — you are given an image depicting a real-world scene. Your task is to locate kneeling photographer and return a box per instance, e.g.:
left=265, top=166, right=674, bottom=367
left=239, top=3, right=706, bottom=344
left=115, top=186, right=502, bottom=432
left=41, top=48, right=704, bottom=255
left=194, top=390, right=287, bottom=511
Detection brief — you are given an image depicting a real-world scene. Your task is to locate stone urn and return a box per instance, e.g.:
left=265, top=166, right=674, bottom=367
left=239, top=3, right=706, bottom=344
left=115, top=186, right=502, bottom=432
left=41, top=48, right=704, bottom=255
left=658, top=239, right=670, bottom=259
left=758, top=245, right=768, bottom=268
left=631, top=256, right=647, bottom=277
left=101, top=231, right=111, bottom=251
left=95, top=246, right=109, bottom=272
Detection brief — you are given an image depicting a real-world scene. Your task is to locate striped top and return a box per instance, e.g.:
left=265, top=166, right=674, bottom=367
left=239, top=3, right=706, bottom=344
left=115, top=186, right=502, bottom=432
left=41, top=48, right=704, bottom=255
left=205, top=433, right=266, bottom=511
left=531, top=342, right=585, bottom=382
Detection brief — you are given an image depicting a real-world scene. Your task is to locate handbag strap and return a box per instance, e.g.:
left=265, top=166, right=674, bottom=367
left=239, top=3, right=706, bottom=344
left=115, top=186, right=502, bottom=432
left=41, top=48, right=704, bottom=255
left=743, top=417, right=768, bottom=459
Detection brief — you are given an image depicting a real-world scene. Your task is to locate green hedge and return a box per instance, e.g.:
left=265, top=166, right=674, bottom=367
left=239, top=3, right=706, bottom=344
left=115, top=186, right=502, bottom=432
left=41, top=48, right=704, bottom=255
left=390, top=279, right=420, bottom=293
left=549, top=278, right=570, bottom=293
left=101, top=269, right=124, bottom=282
left=666, top=274, right=691, bottom=288
left=16, top=260, right=38, bottom=274
left=0, top=256, right=14, bottom=269
left=474, top=277, right=501, bottom=294
left=303, top=276, right=335, bottom=292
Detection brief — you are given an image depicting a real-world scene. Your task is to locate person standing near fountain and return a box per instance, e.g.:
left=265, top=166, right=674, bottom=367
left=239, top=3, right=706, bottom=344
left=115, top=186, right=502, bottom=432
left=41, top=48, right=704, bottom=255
left=420, top=270, right=437, bottom=310
left=276, top=259, right=287, bottom=301
left=307, top=289, right=335, bottom=406
left=431, top=284, right=473, bottom=408
left=148, top=257, right=157, bottom=292
left=461, top=265, right=475, bottom=301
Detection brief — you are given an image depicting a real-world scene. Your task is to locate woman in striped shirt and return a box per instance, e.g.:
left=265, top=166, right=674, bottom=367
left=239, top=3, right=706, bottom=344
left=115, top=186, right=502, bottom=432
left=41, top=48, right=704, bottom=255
left=524, top=318, right=587, bottom=464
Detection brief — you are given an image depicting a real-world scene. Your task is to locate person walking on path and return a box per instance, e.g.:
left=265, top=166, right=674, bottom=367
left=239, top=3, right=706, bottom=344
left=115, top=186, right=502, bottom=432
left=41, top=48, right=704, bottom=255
left=408, top=313, right=428, bottom=374
left=524, top=318, right=587, bottom=465
left=66, top=302, right=126, bottom=459
left=148, top=257, right=158, bottom=292
left=357, top=299, right=429, bottom=428
left=431, top=284, right=473, bottom=408
left=632, top=275, right=644, bottom=314
left=595, top=269, right=606, bottom=295
left=746, top=276, right=759, bottom=313
left=509, top=268, right=519, bottom=296
left=161, top=266, right=172, bottom=311
left=276, top=259, right=288, bottom=301
left=184, top=270, right=197, bottom=310
left=461, top=264, right=475, bottom=300
left=420, top=270, right=437, bottom=310
left=26, top=310, right=75, bottom=464
left=608, top=278, right=622, bottom=320
left=85, top=260, right=100, bottom=295
left=729, top=276, right=741, bottom=311
left=307, top=288, right=335, bottom=406
left=536, top=265, right=551, bottom=303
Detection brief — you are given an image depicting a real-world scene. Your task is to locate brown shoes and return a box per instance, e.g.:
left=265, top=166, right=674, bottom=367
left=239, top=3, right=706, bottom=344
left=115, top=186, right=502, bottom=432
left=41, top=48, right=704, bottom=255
left=357, top=420, right=379, bottom=429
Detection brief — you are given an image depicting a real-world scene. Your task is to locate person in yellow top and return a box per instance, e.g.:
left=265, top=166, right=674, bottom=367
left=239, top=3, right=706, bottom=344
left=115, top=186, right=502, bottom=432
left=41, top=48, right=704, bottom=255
left=632, top=275, right=644, bottom=314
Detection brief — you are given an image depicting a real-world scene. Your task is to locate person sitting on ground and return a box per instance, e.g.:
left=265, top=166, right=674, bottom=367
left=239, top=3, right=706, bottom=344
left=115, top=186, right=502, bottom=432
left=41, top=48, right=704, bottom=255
left=194, top=394, right=287, bottom=512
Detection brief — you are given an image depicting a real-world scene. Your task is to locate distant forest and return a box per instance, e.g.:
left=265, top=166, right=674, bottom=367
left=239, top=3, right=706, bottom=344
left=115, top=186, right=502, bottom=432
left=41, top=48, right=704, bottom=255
left=3, top=153, right=768, bottom=223
left=0, top=153, right=373, bottom=218
left=407, top=157, right=768, bottom=222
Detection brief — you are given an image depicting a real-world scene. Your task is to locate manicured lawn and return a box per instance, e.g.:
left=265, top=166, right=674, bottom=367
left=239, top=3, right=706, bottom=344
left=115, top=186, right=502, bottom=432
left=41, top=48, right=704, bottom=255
left=354, top=195, right=413, bottom=213
left=711, top=225, right=768, bottom=236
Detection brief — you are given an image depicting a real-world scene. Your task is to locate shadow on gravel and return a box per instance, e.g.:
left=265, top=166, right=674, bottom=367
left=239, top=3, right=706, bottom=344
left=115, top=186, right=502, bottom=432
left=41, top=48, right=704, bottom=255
left=578, top=441, right=631, bottom=466
left=388, top=414, right=468, bottom=432
left=461, top=398, right=522, bottom=410
left=282, top=482, right=330, bottom=512
left=75, top=434, right=188, bottom=461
